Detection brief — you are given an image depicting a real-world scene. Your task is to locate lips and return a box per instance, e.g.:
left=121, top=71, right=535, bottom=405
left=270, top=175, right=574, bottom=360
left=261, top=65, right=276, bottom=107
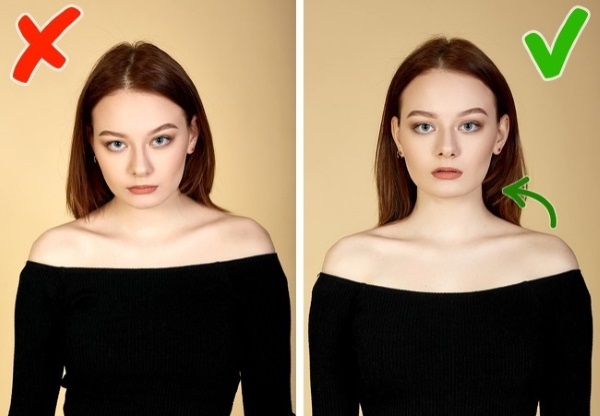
left=127, top=185, right=158, bottom=194
left=432, top=168, right=462, bottom=180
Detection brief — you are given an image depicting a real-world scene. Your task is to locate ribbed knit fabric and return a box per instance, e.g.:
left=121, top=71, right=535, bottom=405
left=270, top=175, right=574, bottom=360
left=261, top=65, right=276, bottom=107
left=309, top=270, right=592, bottom=416
left=9, top=253, right=294, bottom=416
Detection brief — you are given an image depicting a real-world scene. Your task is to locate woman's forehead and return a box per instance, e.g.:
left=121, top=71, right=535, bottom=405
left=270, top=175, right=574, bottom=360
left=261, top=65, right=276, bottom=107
left=400, top=69, right=496, bottom=118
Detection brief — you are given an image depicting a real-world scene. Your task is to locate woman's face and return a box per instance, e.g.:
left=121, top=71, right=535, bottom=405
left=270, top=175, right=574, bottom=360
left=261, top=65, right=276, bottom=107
left=391, top=69, right=509, bottom=201
left=91, top=89, right=198, bottom=210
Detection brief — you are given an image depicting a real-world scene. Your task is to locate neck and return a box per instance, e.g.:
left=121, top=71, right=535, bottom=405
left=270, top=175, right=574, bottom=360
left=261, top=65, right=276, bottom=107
left=405, top=188, right=498, bottom=242
left=98, top=192, right=192, bottom=240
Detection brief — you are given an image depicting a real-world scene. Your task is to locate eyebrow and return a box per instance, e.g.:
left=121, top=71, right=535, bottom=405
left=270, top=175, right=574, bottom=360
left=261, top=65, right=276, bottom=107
left=406, top=107, right=489, bottom=118
left=98, top=123, right=179, bottom=138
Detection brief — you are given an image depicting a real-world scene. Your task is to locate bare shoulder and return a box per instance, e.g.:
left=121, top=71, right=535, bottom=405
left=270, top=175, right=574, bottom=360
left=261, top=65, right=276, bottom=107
left=199, top=211, right=275, bottom=259
left=508, top=227, right=579, bottom=277
left=28, top=220, right=91, bottom=266
left=322, top=227, right=389, bottom=282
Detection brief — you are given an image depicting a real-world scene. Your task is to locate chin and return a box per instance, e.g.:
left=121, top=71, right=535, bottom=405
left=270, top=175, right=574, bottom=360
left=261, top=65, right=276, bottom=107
left=123, top=200, right=163, bottom=211
left=112, top=191, right=163, bottom=209
left=417, top=182, right=482, bottom=200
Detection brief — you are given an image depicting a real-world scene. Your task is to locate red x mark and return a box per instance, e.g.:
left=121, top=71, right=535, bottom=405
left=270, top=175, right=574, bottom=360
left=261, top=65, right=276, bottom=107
left=11, top=5, right=83, bottom=85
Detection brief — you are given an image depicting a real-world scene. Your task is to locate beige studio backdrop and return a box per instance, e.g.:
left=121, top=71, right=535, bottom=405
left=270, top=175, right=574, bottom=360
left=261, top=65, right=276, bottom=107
left=0, top=0, right=295, bottom=415
left=306, top=0, right=599, bottom=414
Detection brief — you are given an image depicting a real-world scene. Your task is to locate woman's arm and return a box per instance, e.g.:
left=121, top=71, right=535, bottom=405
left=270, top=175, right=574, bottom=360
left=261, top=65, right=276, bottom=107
left=309, top=273, right=360, bottom=416
left=9, top=262, right=64, bottom=416
left=537, top=270, right=592, bottom=415
left=231, top=254, right=294, bottom=416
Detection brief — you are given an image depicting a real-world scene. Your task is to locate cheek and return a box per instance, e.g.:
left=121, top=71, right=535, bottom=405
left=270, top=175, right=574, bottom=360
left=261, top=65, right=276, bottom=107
left=402, top=144, right=429, bottom=171
left=471, top=141, right=496, bottom=165
left=163, top=149, right=189, bottom=177
left=464, top=144, right=496, bottom=180
left=96, top=159, right=124, bottom=187
left=402, top=153, right=431, bottom=186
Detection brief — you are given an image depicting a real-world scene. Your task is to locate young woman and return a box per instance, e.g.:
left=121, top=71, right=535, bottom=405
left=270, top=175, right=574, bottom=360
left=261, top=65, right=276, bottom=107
left=309, top=37, right=592, bottom=415
left=9, top=42, right=293, bottom=416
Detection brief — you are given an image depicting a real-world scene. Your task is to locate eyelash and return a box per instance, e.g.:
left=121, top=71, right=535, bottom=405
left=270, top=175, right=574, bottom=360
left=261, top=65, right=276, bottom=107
left=460, top=121, right=481, bottom=132
left=105, top=136, right=173, bottom=152
left=411, top=121, right=482, bottom=134
left=152, top=135, right=172, bottom=147
left=412, top=123, right=434, bottom=134
left=106, top=141, right=126, bottom=152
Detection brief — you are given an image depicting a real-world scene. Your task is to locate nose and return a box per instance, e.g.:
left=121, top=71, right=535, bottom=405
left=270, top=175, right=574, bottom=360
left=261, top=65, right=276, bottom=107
left=129, top=147, right=153, bottom=177
left=435, top=127, right=459, bottom=158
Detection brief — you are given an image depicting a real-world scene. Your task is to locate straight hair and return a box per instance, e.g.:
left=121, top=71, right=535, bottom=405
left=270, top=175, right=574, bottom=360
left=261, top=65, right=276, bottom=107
left=67, top=41, right=221, bottom=218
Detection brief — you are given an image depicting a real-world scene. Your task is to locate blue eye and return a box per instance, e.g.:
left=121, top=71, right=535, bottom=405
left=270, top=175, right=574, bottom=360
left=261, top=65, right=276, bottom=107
left=414, top=123, right=434, bottom=134
left=460, top=121, right=481, bottom=132
left=152, top=136, right=172, bottom=147
left=107, top=141, right=126, bottom=152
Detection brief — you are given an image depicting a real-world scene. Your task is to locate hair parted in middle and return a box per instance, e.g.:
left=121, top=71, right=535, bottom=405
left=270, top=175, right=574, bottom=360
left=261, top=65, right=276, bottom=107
left=66, top=41, right=222, bottom=219
left=375, top=36, right=526, bottom=226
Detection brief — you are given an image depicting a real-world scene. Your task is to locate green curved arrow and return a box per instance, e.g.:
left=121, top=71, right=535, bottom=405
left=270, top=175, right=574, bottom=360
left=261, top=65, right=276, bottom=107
left=502, top=176, right=557, bottom=228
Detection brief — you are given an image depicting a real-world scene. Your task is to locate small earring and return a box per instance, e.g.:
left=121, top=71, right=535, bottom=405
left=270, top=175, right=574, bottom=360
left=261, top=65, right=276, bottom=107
left=93, top=155, right=97, bottom=163
left=396, top=151, right=404, bottom=159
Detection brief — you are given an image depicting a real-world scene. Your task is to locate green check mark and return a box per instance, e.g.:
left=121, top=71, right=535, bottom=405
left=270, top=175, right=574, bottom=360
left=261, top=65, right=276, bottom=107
left=523, top=6, right=590, bottom=81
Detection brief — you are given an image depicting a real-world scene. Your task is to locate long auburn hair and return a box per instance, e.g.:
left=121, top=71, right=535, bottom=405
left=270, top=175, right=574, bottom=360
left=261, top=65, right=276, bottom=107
left=67, top=41, right=221, bottom=218
left=375, top=36, right=526, bottom=226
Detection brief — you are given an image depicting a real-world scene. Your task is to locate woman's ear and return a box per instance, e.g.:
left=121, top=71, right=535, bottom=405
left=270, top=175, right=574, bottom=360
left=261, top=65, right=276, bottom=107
left=187, top=115, right=199, bottom=154
left=494, top=114, right=509, bottom=155
left=391, top=116, right=404, bottom=156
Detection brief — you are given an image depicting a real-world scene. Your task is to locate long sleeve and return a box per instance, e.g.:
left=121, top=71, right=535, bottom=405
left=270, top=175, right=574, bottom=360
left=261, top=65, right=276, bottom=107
left=309, top=273, right=361, bottom=416
left=9, top=262, right=64, bottom=416
left=229, top=254, right=294, bottom=416
left=535, top=270, right=593, bottom=416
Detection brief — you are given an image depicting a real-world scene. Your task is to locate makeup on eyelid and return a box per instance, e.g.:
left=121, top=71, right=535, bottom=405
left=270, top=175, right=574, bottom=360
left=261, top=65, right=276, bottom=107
left=410, top=121, right=482, bottom=134
left=103, top=136, right=173, bottom=152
